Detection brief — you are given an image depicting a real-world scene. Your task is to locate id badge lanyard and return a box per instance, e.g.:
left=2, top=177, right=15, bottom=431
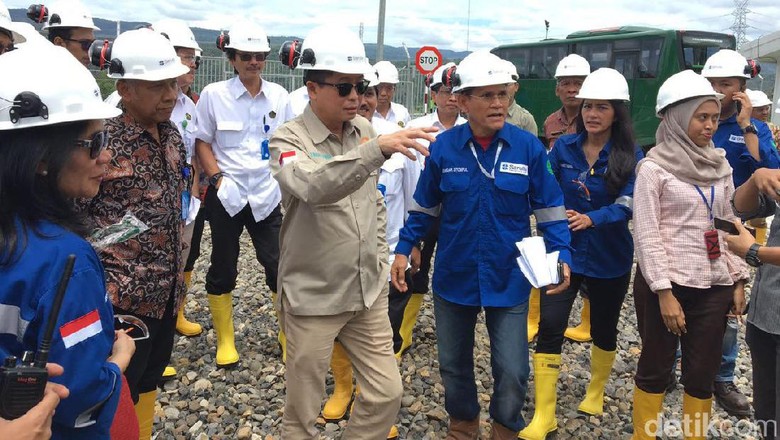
left=469, top=141, right=503, bottom=179
left=694, top=185, right=721, bottom=260
left=181, top=165, right=193, bottom=221
left=260, top=115, right=271, bottom=161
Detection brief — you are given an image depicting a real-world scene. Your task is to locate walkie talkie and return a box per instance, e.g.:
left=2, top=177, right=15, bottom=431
left=0, top=254, right=76, bottom=419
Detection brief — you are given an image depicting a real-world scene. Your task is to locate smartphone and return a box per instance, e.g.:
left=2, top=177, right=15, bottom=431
left=714, top=217, right=739, bottom=235
left=735, top=99, right=742, bottom=115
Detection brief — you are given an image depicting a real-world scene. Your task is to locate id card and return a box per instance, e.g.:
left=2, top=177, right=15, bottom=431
left=704, top=229, right=720, bottom=260
left=181, top=190, right=191, bottom=221
left=261, top=139, right=270, bottom=160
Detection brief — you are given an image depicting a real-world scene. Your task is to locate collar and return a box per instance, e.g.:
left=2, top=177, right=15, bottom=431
left=557, top=107, right=575, bottom=124
left=455, top=121, right=513, bottom=150
left=302, top=104, right=359, bottom=144
left=228, top=76, right=264, bottom=100
left=432, top=110, right=467, bottom=130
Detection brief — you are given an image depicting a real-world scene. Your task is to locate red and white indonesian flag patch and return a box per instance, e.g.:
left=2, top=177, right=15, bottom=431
left=60, top=310, right=103, bottom=349
left=280, top=150, right=298, bottom=167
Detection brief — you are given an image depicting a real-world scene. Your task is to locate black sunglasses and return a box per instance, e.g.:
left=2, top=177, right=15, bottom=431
left=74, top=131, right=107, bottom=159
left=316, top=80, right=370, bottom=97
left=64, top=38, right=95, bottom=52
left=237, top=52, right=267, bottom=62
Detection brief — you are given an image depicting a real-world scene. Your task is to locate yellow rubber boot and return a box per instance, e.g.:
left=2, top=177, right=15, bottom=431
left=518, top=353, right=560, bottom=440
left=349, top=384, right=398, bottom=439
left=387, top=424, right=399, bottom=439
left=564, top=297, right=592, bottom=342
left=176, top=272, right=203, bottom=336
left=322, top=342, right=354, bottom=421
left=527, top=288, right=540, bottom=342
left=271, top=292, right=287, bottom=363
left=397, top=293, right=424, bottom=357
left=135, top=390, right=156, bottom=440
left=577, top=346, right=617, bottom=415
left=682, top=393, right=712, bottom=440
left=161, top=366, right=177, bottom=380
left=207, top=294, right=239, bottom=368
left=631, top=386, right=665, bottom=440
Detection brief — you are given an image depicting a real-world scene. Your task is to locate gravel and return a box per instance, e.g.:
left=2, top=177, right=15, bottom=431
left=152, top=226, right=759, bottom=439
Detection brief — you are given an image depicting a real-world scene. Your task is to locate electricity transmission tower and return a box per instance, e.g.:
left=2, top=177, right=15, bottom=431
left=730, top=0, right=750, bottom=48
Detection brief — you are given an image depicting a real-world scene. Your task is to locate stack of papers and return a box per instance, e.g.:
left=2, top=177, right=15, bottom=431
left=515, top=236, right=560, bottom=288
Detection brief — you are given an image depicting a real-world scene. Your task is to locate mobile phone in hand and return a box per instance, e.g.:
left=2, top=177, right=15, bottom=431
left=714, top=217, right=739, bottom=235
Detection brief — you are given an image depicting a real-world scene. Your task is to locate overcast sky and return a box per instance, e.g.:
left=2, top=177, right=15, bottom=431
left=7, top=0, right=780, bottom=51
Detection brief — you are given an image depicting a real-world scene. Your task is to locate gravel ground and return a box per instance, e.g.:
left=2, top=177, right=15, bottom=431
left=152, top=226, right=758, bottom=439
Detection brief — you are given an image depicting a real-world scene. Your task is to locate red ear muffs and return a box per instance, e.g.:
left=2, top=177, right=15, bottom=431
left=216, top=32, right=229, bottom=52
left=89, top=39, right=111, bottom=69
left=26, top=4, right=48, bottom=24
left=745, top=59, right=761, bottom=78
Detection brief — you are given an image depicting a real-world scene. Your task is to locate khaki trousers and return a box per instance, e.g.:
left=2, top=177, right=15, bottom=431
left=280, top=288, right=402, bottom=439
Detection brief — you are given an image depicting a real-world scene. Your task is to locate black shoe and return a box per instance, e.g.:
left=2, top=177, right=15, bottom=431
left=713, top=381, right=751, bottom=418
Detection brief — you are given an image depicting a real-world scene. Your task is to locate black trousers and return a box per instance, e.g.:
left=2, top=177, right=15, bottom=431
left=536, top=271, right=631, bottom=354
left=747, top=322, right=780, bottom=439
left=388, top=271, right=415, bottom=354
left=633, top=269, right=733, bottom=399
left=183, top=201, right=208, bottom=273
left=204, top=186, right=281, bottom=294
left=410, top=217, right=439, bottom=294
left=115, top=293, right=176, bottom=403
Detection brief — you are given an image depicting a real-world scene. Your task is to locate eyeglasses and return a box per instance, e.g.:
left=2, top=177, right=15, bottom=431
left=466, top=91, right=512, bottom=104
left=237, top=52, right=267, bottom=62
left=114, top=314, right=150, bottom=341
left=435, top=87, right=453, bottom=97
left=64, top=38, right=95, bottom=52
left=377, top=84, right=395, bottom=93
left=74, top=130, right=107, bottom=159
left=316, top=79, right=370, bottom=97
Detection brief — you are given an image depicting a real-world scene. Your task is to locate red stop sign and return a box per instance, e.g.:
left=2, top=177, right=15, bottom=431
left=415, top=46, right=443, bottom=75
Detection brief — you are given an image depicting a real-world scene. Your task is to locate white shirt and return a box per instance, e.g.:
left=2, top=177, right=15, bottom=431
left=374, top=102, right=411, bottom=127
left=407, top=110, right=468, bottom=168
left=288, top=86, right=310, bottom=117
left=171, top=91, right=198, bottom=162
left=194, top=77, right=293, bottom=221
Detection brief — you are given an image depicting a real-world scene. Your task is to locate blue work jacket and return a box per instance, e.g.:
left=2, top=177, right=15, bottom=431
left=713, top=115, right=780, bottom=187
left=0, top=221, right=121, bottom=439
left=395, top=122, right=572, bottom=307
left=548, top=133, right=643, bottom=278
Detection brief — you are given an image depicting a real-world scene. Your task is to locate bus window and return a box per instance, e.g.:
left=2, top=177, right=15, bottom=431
left=638, top=38, right=662, bottom=78
left=614, top=52, right=639, bottom=79
left=576, top=42, right=612, bottom=69
left=498, top=47, right=531, bottom=78
left=680, top=33, right=735, bottom=72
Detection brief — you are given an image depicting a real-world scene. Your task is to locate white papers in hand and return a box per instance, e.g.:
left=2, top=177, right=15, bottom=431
left=515, top=236, right=560, bottom=288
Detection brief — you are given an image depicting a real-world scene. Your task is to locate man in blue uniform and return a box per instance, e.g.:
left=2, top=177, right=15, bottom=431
left=391, top=51, right=572, bottom=439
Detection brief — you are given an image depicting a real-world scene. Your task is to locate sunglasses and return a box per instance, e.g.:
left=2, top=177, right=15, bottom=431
left=316, top=80, right=370, bottom=97
left=237, top=52, right=267, bottom=62
left=64, top=38, right=95, bottom=52
left=114, top=314, right=150, bottom=341
left=74, top=130, right=107, bottom=159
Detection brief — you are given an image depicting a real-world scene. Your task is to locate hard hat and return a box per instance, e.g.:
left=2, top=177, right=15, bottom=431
left=1, top=1, right=26, bottom=43
left=776, top=97, right=780, bottom=115
left=0, top=44, right=120, bottom=130
left=655, top=70, right=723, bottom=116
left=555, top=54, right=590, bottom=78
left=365, top=66, right=379, bottom=88
left=450, top=51, right=514, bottom=93
left=746, top=89, right=772, bottom=108
left=105, top=29, right=189, bottom=81
left=12, top=22, right=51, bottom=47
left=500, top=59, right=519, bottom=81
left=293, top=25, right=370, bottom=75
left=701, top=49, right=751, bottom=79
left=575, top=68, right=630, bottom=101
left=152, top=18, right=201, bottom=54
left=374, top=61, right=399, bottom=84
left=430, top=62, right=456, bottom=88
left=28, top=0, right=100, bottom=31
left=218, top=21, right=270, bottom=53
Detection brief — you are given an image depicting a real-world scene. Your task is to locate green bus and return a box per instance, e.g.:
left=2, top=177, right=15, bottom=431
left=492, top=27, right=736, bottom=147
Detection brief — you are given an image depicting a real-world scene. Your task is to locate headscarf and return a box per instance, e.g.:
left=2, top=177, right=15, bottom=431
left=637, top=96, right=731, bottom=186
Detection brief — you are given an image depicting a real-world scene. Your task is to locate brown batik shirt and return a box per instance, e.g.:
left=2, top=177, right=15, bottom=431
left=80, top=109, right=187, bottom=319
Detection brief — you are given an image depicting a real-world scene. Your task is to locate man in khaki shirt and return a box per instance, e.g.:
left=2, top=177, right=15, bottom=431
left=501, top=60, right=539, bottom=135
left=269, top=25, right=434, bottom=439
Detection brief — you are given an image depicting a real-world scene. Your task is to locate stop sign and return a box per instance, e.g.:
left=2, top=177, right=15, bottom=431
left=415, top=46, right=443, bottom=75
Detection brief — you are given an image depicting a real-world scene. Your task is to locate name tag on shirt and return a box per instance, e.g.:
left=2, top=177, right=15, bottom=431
left=560, top=163, right=574, bottom=169
left=729, top=134, right=745, bottom=144
left=500, top=162, right=528, bottom=176
left=442, top=167, right=469, bottom=174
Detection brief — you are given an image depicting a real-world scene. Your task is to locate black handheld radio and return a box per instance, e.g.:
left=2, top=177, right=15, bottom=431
left=0, top=255, right=75, bottom=419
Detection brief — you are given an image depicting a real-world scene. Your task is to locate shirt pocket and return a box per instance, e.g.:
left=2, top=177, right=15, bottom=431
left=439, top=173, right=470, bottom=215
left=215, top=121, right=244, bottom=148
left=493, top=172, right=529, bottom=216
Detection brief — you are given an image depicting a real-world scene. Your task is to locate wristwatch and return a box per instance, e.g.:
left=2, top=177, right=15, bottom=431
left=209, top=172, right=224, bottom=187
left=746, top=243, right=763, bottom=267
left=741, top=124, right=758, bottom=135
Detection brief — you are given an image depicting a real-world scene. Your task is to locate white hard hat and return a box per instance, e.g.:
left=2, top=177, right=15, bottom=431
left=12, top=22, right=51, bottom=48
left=655, top=70, right=723, bottom=117
left=702, top=49, right=750, bottom=79
left=500, top=59, right=519, bottom=81
left=374, top=61, right=399, bottom=84
left=576, top=68, right=630, bottom=101
left=152, top=19, right=201, bottom=54
left=107, top=29, right=189, bottom=81
left=296, top=25, right=370, bottom=75
left=221, top=21, right=270, bottom=53
left=430, top=62, right=455, bottom=88
left=1, top=1, right=26, bottom=43
left=365, top=66, right=379, bottom=87
left=37, top=0, right=100, bottom=31
left=555, top=54, right=590, bottom=78
left=451, top=51, right=514, bottom=93
left=776, top=97, right=780, bottom=115
left=0, top=44, right=119, bottom=130
left=746, top=89, right=772, bottom=108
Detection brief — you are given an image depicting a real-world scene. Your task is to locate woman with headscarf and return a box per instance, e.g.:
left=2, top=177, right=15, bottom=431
left=630, top=70, right=749, bottom=440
